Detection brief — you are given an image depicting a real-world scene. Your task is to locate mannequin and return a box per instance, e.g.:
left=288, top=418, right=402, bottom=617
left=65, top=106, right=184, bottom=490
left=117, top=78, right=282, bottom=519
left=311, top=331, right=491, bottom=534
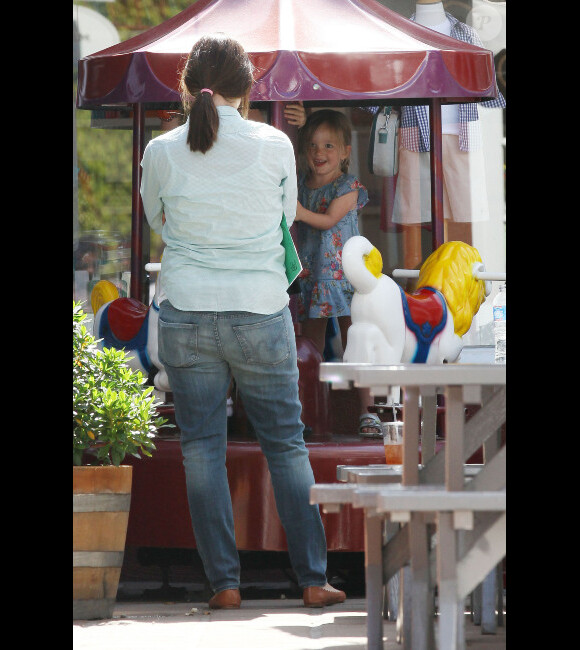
left=415, top=0, right=446, bottom=24
left=394, top=0, right=505, bottom=269
left=413, top=1, right=460, bottom=138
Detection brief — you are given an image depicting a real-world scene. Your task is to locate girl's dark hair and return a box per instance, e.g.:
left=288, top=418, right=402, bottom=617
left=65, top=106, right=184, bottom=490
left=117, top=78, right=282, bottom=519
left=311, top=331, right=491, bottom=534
left=298, top=109, right=352, bottom=174
left=180, top=34, right=254, bottom=153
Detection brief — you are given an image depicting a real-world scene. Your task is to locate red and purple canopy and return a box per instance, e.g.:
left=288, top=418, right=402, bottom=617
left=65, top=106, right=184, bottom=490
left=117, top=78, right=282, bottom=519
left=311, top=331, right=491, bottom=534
left=77, top=0, right=498, bottom=108
left=77, top=0, right=501, bottom=301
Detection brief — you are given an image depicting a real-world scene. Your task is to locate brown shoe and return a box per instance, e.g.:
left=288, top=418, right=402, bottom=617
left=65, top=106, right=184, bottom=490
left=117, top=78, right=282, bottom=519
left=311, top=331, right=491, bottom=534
left=303, top=583, right=346, bottom=608
left=208, top=588, right=241, bottom=609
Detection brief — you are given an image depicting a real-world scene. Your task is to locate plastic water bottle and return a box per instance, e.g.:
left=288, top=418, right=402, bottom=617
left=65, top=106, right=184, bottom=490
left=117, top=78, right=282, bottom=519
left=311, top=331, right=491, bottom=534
left=493, top=283, right=506, bottom=364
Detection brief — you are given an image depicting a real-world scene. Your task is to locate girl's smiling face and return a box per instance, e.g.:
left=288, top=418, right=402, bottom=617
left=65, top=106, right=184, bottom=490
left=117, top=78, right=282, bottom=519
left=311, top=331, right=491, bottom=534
left=306, top=124, right=351, bottom=187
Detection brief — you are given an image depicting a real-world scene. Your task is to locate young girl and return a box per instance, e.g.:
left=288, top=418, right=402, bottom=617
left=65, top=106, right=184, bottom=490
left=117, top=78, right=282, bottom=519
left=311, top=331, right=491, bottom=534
left=293, top=109, right=380, bottom=435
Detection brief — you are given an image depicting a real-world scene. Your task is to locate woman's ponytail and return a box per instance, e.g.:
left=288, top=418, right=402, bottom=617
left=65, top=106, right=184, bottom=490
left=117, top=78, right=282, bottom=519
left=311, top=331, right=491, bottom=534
left=180, top=35, right=254, bottom=154
left=185, top=90, right=219, bottom=154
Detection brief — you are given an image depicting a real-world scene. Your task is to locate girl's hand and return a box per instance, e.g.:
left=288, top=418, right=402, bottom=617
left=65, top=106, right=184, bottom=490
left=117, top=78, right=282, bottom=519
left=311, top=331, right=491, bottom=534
left=284, top=101, right=307, bottom=128
left=295, top=200, right=304, bottom=221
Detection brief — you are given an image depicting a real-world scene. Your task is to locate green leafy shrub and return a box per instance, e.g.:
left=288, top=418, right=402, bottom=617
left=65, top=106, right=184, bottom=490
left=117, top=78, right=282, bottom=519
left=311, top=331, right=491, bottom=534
left=73, top=301, right=168, bottom=466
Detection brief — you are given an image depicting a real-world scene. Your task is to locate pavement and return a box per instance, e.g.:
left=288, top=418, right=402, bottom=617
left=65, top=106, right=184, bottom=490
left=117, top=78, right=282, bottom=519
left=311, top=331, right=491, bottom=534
left=73, top=596, right=506, bottom=649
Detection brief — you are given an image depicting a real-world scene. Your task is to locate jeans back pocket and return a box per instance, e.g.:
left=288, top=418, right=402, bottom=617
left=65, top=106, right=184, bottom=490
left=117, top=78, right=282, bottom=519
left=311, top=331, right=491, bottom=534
left=233, top=315, right=290, bottom=366
left=158, top=319, right=199, bottom=367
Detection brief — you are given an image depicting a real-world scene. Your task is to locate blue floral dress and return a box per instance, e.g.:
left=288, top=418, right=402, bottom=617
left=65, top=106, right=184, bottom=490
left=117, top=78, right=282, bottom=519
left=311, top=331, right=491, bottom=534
left=296, top=172, right=368, bottom=320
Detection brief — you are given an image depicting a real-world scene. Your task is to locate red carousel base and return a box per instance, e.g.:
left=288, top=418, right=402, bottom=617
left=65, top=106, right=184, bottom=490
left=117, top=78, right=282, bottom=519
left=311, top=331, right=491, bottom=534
left=121, top=388, right=484, bottom=553
left=122, top=433, right=390, bottom=552
left=123, top=385, right=392, bottom=552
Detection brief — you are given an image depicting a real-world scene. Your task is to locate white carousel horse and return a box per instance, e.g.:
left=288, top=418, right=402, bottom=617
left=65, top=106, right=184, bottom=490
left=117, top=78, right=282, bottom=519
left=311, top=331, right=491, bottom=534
left=341, top=236, right=492, bottom=365
left=90, top=267, right=170, bottom=392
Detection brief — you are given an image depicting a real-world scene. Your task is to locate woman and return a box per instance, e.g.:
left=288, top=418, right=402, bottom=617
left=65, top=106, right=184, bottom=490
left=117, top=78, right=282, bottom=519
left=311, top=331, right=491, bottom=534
left=140, top=34, right=345, bottom=610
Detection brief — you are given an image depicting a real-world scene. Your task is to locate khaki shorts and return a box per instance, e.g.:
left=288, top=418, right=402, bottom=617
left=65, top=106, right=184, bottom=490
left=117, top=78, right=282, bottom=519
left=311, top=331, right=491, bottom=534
left=392, top=135, right=490, bottom=224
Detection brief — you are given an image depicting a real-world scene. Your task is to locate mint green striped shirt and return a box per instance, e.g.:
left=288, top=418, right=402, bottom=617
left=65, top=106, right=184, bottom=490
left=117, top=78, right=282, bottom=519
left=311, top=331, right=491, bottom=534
left=140, top=106, right=297, bottom=314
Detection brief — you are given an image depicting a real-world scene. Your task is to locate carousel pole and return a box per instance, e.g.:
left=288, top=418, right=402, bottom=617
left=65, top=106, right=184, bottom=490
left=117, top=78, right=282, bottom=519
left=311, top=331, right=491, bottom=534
left=429, top=98, right=445, bottom=249
left=270, top=101, right=298, bottom=149
left=130, top=102, right=146, bottom=302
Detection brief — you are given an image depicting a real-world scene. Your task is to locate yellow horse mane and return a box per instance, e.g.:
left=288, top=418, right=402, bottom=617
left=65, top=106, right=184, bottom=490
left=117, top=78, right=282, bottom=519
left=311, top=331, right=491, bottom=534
left=417, top=241, right=487, bottom=337
left=90, top=279, right=120, bottom=315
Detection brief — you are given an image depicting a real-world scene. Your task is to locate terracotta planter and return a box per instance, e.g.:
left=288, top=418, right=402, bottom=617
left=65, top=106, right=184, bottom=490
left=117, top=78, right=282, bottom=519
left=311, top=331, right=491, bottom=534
left=73, top=465, right=132, bottom=620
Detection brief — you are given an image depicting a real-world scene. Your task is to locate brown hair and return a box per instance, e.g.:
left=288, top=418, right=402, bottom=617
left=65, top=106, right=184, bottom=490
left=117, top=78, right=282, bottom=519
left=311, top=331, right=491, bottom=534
left=298, top=109, right=352, bottom=174
left=179, top=34, right=254, bottom=153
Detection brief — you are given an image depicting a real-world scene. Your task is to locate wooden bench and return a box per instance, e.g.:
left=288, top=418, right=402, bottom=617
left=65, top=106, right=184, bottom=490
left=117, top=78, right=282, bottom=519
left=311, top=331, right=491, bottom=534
left=311, top=481, right=506, bottom=650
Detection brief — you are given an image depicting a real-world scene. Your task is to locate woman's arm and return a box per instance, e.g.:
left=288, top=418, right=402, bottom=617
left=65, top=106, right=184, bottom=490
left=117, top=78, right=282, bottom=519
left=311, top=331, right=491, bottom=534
left=140, top=145, right=164, bottom=234
left=295, top=190, right=357, bottom=230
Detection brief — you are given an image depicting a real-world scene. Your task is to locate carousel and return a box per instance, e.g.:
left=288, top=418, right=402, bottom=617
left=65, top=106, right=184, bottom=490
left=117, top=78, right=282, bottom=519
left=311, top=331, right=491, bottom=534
left=76, top=0, right=502, bottom=585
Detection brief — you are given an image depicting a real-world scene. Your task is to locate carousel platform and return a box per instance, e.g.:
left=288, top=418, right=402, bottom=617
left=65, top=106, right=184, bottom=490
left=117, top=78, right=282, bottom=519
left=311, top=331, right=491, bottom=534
left=121, top=431, right=390, bottom=552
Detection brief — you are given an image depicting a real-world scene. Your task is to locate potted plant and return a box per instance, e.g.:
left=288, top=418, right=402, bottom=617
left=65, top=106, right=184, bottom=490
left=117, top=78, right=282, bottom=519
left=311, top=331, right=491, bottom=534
left=73, top=301, right=168, bottom=620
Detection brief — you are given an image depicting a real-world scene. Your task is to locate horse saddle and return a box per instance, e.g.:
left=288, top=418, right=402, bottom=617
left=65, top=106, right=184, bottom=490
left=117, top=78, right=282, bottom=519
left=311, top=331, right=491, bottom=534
left=399, top=286, right=448, bottom=362
left=98, top=297, right=150, bottom=351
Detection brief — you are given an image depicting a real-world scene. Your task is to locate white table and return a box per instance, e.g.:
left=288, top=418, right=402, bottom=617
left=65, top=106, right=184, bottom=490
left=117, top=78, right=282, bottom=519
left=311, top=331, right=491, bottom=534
left=311, top=363, right=506, bottom=650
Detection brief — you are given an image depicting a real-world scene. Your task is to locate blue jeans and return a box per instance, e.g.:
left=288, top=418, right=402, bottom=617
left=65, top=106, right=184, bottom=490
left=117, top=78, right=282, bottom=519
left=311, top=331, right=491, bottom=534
left=158, top=301, right=328, bottom=593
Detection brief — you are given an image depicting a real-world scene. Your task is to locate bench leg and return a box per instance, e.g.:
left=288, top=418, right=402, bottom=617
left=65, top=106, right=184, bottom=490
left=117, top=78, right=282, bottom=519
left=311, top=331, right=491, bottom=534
left=365, top=513, right=385, bottom=650
left=397, top=565, right=412, bottom=647
left=471, top=563, right=503, bottom=632
left=437, top=512, right=465, bottom=650
left=420, top=391, right=437, bottom=465
left=471, top=583, right=482, bottom=625
left=496, top=562, right=505, bottom=627
left=385, top=571, right=400, bottom=622
left=408, top=513, right=436, bottom=650
left=480, top=567, right=497, bottom=634
left=384, top=519, right=400, bottom=621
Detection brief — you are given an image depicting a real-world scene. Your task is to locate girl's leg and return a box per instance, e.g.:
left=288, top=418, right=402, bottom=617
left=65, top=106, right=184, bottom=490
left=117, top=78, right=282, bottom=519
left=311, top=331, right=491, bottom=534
left=337, top=315, right=379, bottom=435
left=300, top=317, right=328, bottom=357
left=157, top=302, right=240, bottom=594
left=337, top=315, right=351, bottom=354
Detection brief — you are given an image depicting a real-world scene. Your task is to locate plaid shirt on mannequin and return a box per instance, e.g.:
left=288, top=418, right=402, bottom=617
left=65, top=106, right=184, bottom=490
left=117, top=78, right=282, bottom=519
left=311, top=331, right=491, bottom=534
left=400, top=12, right=506, bottom=152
